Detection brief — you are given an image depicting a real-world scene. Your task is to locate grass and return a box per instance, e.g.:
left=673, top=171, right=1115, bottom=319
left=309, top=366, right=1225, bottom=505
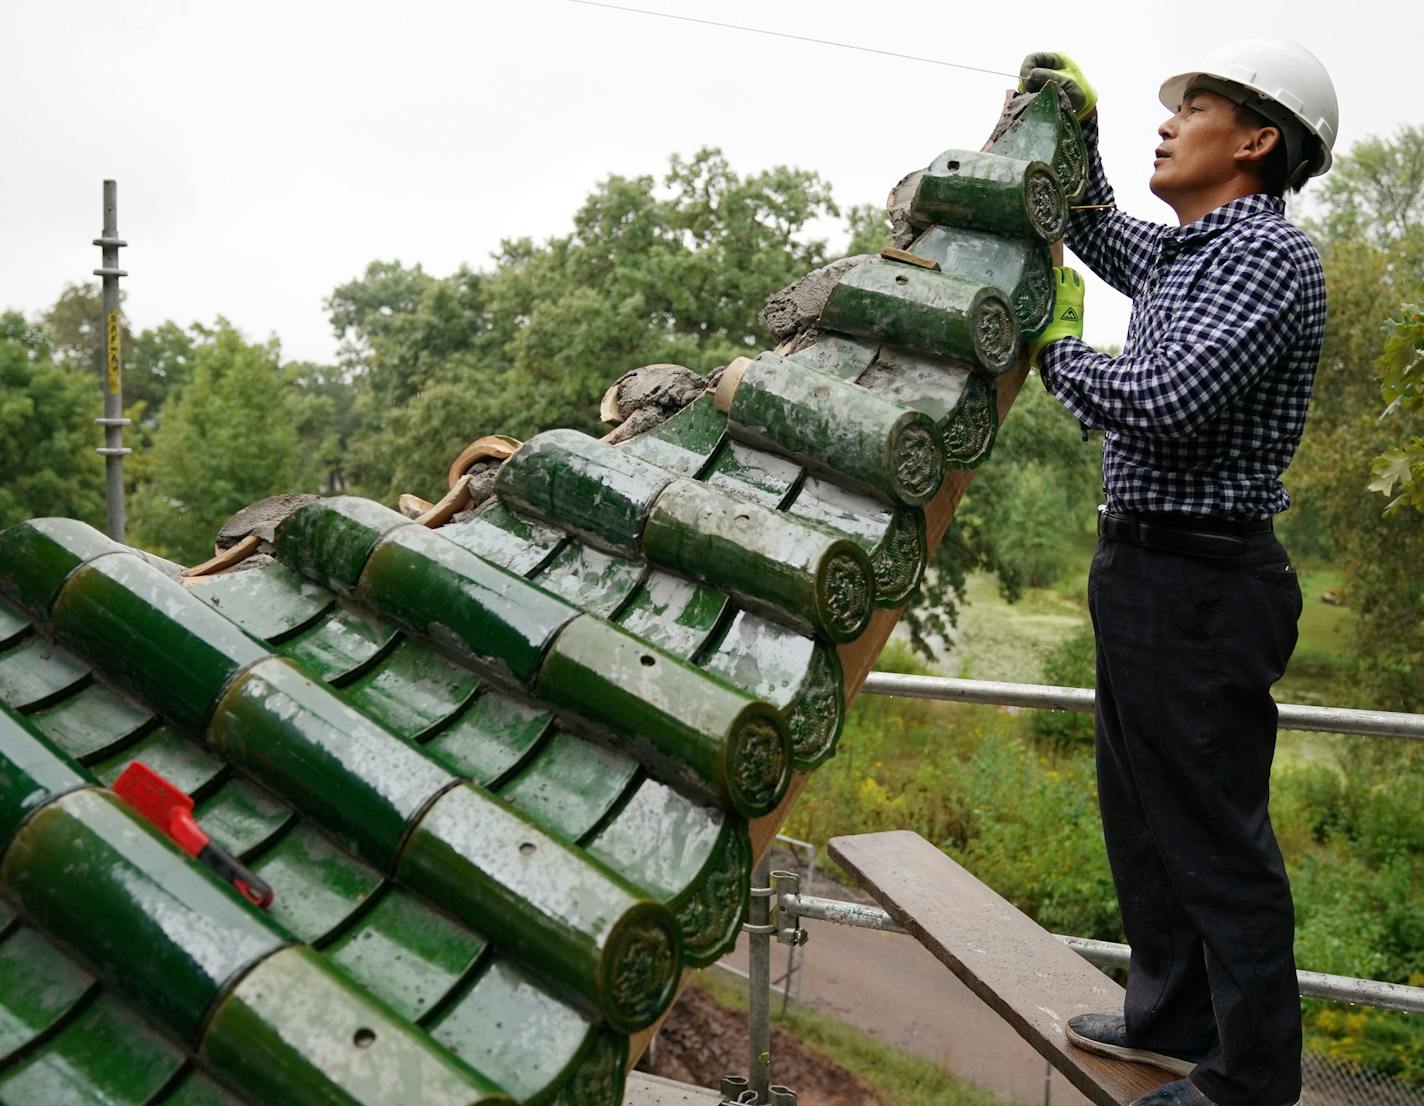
left=940, top=551, right=1360, bottom=709
left=695, top=970, right=1011, bottom=1106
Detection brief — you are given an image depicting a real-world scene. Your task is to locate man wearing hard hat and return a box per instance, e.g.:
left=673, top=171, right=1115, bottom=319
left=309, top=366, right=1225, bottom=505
left=1019, top=41, right=1339, bottom=1106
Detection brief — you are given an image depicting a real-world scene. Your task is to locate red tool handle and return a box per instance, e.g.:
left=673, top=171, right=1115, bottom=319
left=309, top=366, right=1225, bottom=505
left=195, top=842, right=274, bottom=909
left=112, top=762, right=274, bottom=910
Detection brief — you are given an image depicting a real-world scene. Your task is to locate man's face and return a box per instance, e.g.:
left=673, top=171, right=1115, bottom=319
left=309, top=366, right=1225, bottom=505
left=1149, top=88, right=1268, bottom=203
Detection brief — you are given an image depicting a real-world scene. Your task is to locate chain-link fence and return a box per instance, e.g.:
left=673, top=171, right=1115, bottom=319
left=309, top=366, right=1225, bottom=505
left=1302, top=1055, right=1424, bottom=1106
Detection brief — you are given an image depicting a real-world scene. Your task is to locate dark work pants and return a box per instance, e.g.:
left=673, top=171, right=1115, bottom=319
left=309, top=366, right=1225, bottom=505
left=1088, top=532, right=1303, bottom=1106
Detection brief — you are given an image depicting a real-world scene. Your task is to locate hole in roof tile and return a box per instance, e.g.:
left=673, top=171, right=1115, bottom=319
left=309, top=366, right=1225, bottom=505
left=895, top=274, right=909, bottom=285
left=519, top=841, right=537, bottom=855
left=353, top=1027, right=376, bottom=1048
left=640, top=654, right=656, bottom=667
left=946, top=159, right=960, bottom=171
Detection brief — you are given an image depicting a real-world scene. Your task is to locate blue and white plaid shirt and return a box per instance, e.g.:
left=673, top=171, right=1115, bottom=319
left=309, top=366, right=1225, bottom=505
left=1039, top=116, right=1327, bottom=518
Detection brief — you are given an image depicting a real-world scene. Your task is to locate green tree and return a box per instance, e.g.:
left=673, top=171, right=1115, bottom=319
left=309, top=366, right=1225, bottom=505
left=0, top=312, right=105, bottom=529
left=126, top=321, right=198, bottom=424
left=41, top=282, right=135, bottom=383
left=329, top=148, right=842, bottom=500
left=1368, top=288, right=1424, bottom=514
left=128, top=322, right=319, bottom=563
left=1282, top=126, right=1424, bottom=710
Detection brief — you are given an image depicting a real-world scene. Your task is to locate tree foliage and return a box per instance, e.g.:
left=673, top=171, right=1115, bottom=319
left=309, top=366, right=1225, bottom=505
left=328, top=148, right=842, bottom=500
left=903, top=381, right=1102, bottom=656
left=1368, top=287, right=1424, bottom=514
left=1282, top=128, right=1424, bottom=711
left=1309, top=125, right=1424, bottom=247
left=128, top=322, right=323, bottom=563
left=0, top=312, right=105, bottom=529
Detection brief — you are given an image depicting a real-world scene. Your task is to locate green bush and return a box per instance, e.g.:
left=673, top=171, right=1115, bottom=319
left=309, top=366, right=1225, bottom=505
left=1030, top=623, right=1097, bottom=749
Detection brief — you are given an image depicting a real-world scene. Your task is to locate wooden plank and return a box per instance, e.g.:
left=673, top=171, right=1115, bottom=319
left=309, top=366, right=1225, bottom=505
left=622, top=1072, right=722, bottom=1106
left=828, top=830, right=1172, bottom=1106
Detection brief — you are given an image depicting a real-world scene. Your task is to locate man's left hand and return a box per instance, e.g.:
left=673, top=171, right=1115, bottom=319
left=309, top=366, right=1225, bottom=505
left=1029, top=267, right=1085, bottom=369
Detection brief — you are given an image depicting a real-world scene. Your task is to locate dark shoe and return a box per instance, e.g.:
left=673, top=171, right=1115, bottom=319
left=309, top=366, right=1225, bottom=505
left=1066, top=1013, right=1205, bottom=1076
left=1131, top=1080, right=1217, bottom=1105
left=1130, top=1076, right=1302, bottom=1105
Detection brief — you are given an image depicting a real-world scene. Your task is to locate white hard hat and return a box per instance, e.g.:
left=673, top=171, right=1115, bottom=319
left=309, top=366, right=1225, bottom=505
left=1159, top=38, right=1339, bottom=177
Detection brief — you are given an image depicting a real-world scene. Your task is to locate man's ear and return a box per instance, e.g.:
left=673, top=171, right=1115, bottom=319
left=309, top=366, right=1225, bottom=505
left=1236, top=125, right=1281, bottom=166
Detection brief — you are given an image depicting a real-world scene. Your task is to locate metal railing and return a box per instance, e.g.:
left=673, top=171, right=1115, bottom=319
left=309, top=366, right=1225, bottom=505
left=776, top=888, right=1424, bottom=1016
left=711, top=674, right=1424, bottom=1106
left=859, top=672, right=1424, bottom=742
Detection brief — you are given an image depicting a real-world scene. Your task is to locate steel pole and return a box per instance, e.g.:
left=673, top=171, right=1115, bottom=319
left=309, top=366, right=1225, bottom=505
left=859, top=672, right=1424, bottom=742
left=93, top=179, right=131, bottom=541
left=747, top=854, right=773, bottom=1103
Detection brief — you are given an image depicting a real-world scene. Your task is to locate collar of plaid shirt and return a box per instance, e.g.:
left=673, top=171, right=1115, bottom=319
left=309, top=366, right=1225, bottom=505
left=1168, top=192, right=1286, bottom=246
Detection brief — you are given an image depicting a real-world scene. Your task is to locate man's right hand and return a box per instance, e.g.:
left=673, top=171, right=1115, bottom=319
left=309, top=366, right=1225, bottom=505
left=1019, top=52, right=1097, bottom=120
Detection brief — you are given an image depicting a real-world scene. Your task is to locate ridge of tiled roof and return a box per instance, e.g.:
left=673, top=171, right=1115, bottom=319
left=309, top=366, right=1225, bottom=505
left=0, top=85, right=1082, bottom=1106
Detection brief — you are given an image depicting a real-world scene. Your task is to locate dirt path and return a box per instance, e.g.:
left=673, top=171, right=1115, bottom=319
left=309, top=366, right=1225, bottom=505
left=719, top=917, right=1094, bottom=1106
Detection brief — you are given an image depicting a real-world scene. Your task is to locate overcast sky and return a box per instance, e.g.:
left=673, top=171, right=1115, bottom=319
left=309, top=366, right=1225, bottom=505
left=3, top=0, right=1418, bottom=366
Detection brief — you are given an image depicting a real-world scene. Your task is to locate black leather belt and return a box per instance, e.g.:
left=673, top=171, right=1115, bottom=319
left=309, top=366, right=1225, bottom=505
left=1098, top=509, right=1272, bottom=559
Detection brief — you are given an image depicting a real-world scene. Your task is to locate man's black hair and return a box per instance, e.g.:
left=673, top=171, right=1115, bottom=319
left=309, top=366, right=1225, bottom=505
left=1232, top=100, right=1310, bottom=197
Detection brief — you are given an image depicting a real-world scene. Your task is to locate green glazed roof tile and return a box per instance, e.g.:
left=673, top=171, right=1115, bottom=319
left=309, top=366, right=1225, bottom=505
left=621, top=393, right=727, bottom=477
left=248, top=821, right=384, bottom=944
left=585, top=778, right=727, bottom=901
left=0, top=635, right=90, bottom=713
left=188, top=562, right=334, bottom=643
left=788, top=474, right=895, bottom=545
left=428, top=958, right=614, bottom=1105
left=700, top=610, right=845, bottom=769
left=613, top=571, right=728, bottom=659
left=27, top=678, right=154, bottom=763
left=439, top=502, right=566, bottom=577
left=154, top=1068, right=251, bottom=1106
left=856, top=345, right=975, bottom=425
left=277, top=602, right=396, bottom=685
left=324, top=886, right=487, bottom=1023
left=0, top=600, right=28, bottom=650
left=0, top=991, right=184, bottom=1106
left=339, top=636, right=481, bottom=740
left=701, top=438, right=802, bottom=509
left=0, top=85, right=1063, bottom=1104
left=193, top=777, right=295, bottom=860
left=786, top=334, right=878, bottom=382
left=422, top=689, right=553, bottom=787
left=91, top=725, right=226, bottom=797
left=200, top=945, right=511, bottom=1106
left=530, top=542, right=646, bottom=620
left=49, top=554, right=268, bottom=734
left=497, top=729, right=641, bottom=843
left=0, top=925, right=94, bottom=1063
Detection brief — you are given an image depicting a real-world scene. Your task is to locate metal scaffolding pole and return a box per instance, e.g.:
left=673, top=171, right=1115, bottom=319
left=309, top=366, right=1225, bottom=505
left=859, top=672, right=1424, bottom=742
left=746, top=853, right=773, bottom=1103
left=93, top=179, right=131, bottom=542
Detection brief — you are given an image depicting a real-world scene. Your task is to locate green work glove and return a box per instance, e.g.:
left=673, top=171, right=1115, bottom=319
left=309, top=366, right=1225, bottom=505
left=1018, top=51, right=1097, bottom=120
left=1029, top=267, right=1085, bottom=369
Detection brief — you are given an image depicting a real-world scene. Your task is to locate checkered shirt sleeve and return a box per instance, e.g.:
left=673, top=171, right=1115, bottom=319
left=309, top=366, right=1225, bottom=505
left=1058, top=117, right=1170, bottom=298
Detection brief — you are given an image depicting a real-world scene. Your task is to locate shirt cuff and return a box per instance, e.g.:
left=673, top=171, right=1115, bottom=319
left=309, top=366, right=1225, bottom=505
left=1037, top=335, right=1091, bottom=387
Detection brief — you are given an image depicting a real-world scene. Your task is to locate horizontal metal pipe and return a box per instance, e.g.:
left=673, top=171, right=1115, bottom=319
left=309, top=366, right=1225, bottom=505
left=777, top=894, right=1424, bottom=1015
left=859, top=673, right=1424, bottom=742
left=1056, top=935, right=1424, bottom=1016
left=780, top=893, right=907, bottom=933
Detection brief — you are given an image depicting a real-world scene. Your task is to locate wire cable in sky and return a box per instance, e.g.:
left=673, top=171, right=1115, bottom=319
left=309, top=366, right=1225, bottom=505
left=566, top=0, right=1021, bottom=80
